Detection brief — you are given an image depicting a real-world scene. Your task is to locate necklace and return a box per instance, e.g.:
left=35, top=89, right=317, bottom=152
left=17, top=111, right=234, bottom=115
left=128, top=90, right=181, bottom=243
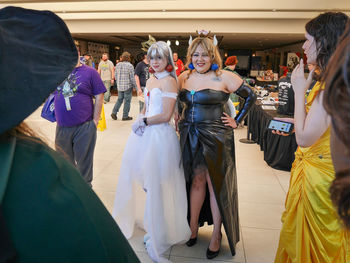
left=195, top=68, right=211, bottom=74
left=154, top=71, right=170, bottom=79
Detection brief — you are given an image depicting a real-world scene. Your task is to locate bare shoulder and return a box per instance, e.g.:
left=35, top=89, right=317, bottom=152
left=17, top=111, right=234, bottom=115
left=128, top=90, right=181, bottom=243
left=221, top=70, right=238, bottom=81
left=161, top=76, right=178, bottom=93
left=145, top=75, right=155, bottom=86
left=221, top=70, right=243, bottom=92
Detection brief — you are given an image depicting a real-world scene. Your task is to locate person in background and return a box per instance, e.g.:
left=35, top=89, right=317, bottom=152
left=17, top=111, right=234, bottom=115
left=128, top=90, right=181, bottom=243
left=323, top=20, right=350, bottom=229
left=224, top=56, right=241, bottom=104
left=55, top=51, right=106, bottom=187
left=134, top=52, right=150, bottom=112
left=173, top=52, right=185, bottom=76
left=224, top=56, right=239, bottom=76
left=98, top=53, right=114, bottom=104
left=276, top=67, right=294, bottom=116
left=274, top=12, right=349, bottom=263
left=111, top=51, right=137, bottom=121
left=0, top=7, right=139, bottom=263
left=84, top=53, right=95, bottom=69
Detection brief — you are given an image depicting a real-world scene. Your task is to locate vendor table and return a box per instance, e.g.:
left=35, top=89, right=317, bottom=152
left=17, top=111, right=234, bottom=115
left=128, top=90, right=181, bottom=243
left=247, top=102, right=298, bottom=171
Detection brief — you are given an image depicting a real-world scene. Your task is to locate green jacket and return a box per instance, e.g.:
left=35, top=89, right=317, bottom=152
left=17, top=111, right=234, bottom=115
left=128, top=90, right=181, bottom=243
left=0, top=136, right=139, bottom=263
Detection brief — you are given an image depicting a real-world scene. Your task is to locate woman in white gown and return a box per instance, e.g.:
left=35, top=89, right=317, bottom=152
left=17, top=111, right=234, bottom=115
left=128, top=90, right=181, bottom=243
left=113, top=41, right=191, bottom=263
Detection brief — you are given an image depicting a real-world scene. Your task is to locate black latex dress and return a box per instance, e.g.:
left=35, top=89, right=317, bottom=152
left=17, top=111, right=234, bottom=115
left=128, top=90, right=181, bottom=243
left=178, top=88, right=239, bottom=255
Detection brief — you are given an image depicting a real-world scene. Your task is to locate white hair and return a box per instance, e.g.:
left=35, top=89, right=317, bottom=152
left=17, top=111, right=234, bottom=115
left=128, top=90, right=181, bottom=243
left=147, top=41, right=177, bottom=80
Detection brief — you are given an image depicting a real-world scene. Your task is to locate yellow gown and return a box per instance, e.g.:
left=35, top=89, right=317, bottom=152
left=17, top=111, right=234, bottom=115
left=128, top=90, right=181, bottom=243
left=274, top=82, right=350, bottom=263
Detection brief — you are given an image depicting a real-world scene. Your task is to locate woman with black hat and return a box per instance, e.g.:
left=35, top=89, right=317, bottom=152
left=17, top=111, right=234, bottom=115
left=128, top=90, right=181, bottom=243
left=0, top=7, right=139, bottom=263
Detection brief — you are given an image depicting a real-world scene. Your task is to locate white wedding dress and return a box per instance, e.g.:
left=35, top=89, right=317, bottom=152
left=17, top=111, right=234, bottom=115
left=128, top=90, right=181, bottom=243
left=113, top=86, right=191, bottom=263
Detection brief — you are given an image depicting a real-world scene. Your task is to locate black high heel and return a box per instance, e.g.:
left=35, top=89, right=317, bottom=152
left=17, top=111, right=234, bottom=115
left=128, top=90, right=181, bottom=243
left=206, top=247, right=220, bottom=260
left=206, top=232, right=222, bottom=260
left=186, top=236, right=197, bottom=247
left=186, top=225, right=199, bottom=247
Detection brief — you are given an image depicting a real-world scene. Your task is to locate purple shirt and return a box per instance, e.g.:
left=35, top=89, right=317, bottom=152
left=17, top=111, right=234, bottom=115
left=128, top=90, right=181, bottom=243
left=54, top=65, right=106, bottom=127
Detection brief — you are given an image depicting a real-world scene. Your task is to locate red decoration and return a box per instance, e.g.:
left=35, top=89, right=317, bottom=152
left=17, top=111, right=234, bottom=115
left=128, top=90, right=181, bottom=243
left=279, top=65, right=288, bottom=77
left=165, top=64, right=174, bottom=72
left=149, top=67, right=155, bottom=74
left=147, top=91, right=150, bottom=97
left=295, top=52, right=308, bottom=65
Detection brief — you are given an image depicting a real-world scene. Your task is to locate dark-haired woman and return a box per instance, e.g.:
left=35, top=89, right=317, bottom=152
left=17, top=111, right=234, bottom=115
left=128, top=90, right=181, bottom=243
left=177, top=33, right=256, bottom=259
left=274, top=12, right=350, bottom=263
left=323, top=20, right=350, bottom=230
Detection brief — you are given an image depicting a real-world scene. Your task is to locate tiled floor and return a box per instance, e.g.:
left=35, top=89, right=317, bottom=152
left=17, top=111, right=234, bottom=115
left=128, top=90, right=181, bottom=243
left=26, top=95, right=290, bottom=263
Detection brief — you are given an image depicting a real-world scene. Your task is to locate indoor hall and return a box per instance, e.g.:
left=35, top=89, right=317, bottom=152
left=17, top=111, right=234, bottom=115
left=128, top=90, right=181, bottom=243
left=2, top=1, right=350, bottom=263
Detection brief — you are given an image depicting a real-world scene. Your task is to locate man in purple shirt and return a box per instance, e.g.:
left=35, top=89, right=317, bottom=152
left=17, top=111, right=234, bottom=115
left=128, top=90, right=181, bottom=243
left=54, top=56, right=106, bottom=186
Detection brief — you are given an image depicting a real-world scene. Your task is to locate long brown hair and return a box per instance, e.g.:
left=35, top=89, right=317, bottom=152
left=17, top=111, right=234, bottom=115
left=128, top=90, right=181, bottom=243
left=185, top=37, right=222, bottom=78
left=305, top=12, right=348, bottom=80
left=323, top=20, right=350, bottom=150
left=1, top=122, right=43, bottom=144
left=323, top=20, right=350, bottom=229
left=329, top=169, right=350, bottom=229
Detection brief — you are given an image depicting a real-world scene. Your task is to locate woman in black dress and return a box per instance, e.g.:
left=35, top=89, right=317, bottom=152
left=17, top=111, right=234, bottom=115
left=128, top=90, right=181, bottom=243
left=177, top=32, right=256, bottom=259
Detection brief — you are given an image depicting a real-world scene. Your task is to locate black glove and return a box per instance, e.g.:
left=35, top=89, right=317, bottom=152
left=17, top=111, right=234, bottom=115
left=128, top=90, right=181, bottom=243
left=234, top=83, right=257, bottom=124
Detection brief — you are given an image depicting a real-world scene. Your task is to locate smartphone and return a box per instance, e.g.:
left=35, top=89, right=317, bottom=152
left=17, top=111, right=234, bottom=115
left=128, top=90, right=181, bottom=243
left=267, top=119, right=294, bottom=134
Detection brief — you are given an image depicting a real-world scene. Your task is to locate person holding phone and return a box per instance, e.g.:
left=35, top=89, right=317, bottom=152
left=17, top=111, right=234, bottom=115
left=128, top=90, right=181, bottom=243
left=274, top=12, right=350, bottom=263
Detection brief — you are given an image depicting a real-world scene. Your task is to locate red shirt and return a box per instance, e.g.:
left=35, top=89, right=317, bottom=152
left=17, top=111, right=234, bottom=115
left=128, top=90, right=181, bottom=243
left=174, top=59, right=184, bottom=76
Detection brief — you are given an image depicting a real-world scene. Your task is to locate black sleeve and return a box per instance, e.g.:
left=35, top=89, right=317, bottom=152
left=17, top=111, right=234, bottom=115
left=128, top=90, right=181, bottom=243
left=134, top=63, right=142, bottom=76
left=234, top=83, right=257, bottom=124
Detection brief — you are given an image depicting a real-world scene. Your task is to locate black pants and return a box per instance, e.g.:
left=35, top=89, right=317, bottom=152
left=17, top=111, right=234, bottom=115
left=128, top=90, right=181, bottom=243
left=55, top=120, right=97, bottom=186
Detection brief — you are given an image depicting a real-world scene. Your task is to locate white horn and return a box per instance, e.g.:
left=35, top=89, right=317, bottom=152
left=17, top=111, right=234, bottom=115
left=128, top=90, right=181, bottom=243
left=213, top=35, right=218, bottom=46
left=188, top=35, right=193, bottom=46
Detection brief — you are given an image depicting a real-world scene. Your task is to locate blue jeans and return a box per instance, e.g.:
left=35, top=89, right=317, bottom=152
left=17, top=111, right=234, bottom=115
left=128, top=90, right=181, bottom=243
left=138, top=86, right=145, bottom=112
left=112, top=88, right=132, bottom=118
left=103, top=80, right=111, bottom=102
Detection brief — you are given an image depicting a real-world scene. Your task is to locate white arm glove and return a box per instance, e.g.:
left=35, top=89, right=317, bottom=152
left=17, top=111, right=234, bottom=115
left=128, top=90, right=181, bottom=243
left=226, top=98, right=236, bottom=118
left=132, top=114, right=146, bottom=136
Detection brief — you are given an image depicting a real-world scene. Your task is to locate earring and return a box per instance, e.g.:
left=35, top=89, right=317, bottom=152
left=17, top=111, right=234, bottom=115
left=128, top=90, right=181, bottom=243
left=211, top=63, right=219, bottom=71
left=188, top=62, right=195, bottom=70
left=165, top=64, right=173, bottom=72
left=149, top=67, right=155, bottom=74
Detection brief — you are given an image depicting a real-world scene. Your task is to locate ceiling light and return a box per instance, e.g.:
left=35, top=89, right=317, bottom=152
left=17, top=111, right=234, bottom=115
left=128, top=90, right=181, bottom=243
left=175, top=40, right=179, bottom=46
left=167, top=40, right=171, bottom=46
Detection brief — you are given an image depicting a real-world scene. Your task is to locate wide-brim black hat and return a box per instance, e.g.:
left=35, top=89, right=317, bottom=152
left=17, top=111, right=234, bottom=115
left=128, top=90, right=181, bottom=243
left=0, top=6, right=77, bottom=134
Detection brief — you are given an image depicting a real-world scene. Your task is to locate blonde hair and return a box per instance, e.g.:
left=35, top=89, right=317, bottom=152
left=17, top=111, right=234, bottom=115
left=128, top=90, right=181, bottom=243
left=185, top=37, right=222, bottom=78
left=147, top=41, right=177, bottom=80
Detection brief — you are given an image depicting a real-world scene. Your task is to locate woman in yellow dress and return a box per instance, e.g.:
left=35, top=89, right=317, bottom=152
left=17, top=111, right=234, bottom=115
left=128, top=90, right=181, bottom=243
left=274, top=12, right=350, bottom=263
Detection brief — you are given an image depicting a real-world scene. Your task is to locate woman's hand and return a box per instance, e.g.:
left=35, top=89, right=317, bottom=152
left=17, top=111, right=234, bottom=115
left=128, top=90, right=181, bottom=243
left=221, top=112, right=238, bottom=129
left=291, top=59, right=314, bottom=94
left=271, top=117, right=295, bottom=136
